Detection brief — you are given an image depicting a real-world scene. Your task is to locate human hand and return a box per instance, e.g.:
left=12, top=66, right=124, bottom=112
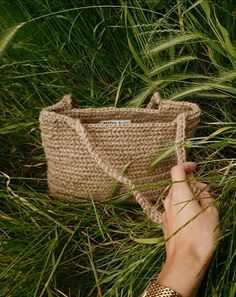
left=157, top=162, right=220, bottom=297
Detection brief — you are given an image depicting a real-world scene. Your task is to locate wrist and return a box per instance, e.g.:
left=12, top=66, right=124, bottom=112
left=166, top=246, right=213, bottom=271
left=156, top=256, right=207, bottom=297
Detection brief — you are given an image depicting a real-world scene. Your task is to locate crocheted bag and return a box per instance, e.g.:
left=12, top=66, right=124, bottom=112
left=39, top=92, right=200, bottom=223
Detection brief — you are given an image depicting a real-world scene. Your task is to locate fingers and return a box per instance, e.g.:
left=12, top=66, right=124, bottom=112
left=163, top=162, right=201, bottom=216
left=195, top=182, right=210, bottom=196
left=195, top=182, right=210, bottom=193
left=169, top=162, right=196, bottom=203
left=171, top=162, right=196, bottom=182
left=195, top=182, right=214, bottom=209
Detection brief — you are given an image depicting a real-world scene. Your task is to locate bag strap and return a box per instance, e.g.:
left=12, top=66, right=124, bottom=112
left=62, top=94, right=187, bottom=224
left=147, top=93, right=186, bottom=163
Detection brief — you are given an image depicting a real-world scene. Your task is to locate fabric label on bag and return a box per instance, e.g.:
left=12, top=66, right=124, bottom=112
left=100, top=119, right=131, bottom=125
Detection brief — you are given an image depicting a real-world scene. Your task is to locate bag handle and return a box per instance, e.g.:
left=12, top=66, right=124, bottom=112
left=62, top=95, right=187, bottom=224
left=146, top=92, right=162, bottom=110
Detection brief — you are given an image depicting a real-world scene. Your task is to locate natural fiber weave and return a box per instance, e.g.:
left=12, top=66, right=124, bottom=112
left=39, top=92, right=200, bottom=223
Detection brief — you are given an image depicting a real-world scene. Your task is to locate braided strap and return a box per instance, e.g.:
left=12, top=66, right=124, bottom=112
left=142, top=283, right=182, bottom=297
left=148, top=92, right=186, bottom=164
left=175, top=113, right=186, bottom=164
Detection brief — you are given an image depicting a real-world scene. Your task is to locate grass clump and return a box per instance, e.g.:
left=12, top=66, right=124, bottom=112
left=0, top=1, right=235, bottom=296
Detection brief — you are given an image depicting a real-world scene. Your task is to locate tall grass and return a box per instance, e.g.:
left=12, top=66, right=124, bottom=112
left=0, top=1, right=235, bottom=296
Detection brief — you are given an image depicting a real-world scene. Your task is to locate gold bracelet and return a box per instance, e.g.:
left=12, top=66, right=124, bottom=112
left=142, top=282, right=182, bottom=297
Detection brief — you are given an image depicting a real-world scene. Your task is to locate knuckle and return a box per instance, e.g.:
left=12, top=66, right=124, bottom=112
left=208, top=205, right=219, bottom=217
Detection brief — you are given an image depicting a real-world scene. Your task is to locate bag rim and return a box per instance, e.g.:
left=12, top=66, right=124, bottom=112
left=40, top=95, right=201, bottom=128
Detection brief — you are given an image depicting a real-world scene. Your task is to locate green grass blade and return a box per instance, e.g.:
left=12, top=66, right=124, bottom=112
left=147, top=56, right=197, bottom=77
left=149, top=147, right=175, bottom=169
left=134, top=237, right=164, bottom=244
left=0, top=22, right=25, bottom=57
left=146, top=33, right=202, bottom=57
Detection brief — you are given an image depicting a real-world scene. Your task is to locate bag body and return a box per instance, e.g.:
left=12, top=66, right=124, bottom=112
left=39, top=93, right=200, bottom=223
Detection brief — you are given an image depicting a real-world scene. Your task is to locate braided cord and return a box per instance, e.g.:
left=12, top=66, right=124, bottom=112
left=175, top=113, right=186, bottom=164
left=175, top=113, right=197, bottom=193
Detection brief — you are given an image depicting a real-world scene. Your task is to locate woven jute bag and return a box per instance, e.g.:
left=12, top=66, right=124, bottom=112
left=39, top=92, right=200, bottom=223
